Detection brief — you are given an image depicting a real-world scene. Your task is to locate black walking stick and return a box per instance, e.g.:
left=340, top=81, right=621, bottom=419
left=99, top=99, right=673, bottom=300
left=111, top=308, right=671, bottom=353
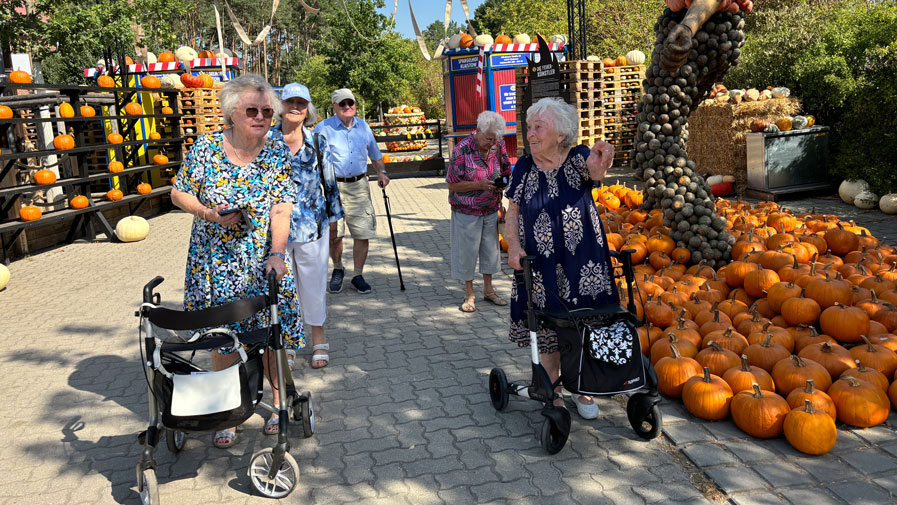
left=380, top=184, right=406, bottom=291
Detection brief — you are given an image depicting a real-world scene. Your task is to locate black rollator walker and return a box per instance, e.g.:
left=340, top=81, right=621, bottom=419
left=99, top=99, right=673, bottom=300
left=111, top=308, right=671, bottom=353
left=135, top=272, right=314, bottom=503
left=488, top=250, right=663, bottom=454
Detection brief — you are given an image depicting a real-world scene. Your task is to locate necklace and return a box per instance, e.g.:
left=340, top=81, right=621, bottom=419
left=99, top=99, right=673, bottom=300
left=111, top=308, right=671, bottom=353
left=227, top=130, right=264, bottom=165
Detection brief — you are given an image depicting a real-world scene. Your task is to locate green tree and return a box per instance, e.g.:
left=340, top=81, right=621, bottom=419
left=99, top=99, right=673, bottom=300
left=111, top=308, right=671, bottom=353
left=421, top=19, right=462, bottom=51
left=0, top=0, right=53, bottom=60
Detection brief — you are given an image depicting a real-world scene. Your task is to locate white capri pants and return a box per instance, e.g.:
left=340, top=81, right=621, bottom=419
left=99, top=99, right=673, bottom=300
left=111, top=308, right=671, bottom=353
left=286, top=226, right=330, bottom=327
left=450, top=209, right=501, bottom=281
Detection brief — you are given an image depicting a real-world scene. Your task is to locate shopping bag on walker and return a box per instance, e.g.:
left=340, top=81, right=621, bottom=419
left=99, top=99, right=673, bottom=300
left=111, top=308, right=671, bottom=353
left=558, top=315, right=646, bottom=396
left=171, top=364, right=243, bottom=416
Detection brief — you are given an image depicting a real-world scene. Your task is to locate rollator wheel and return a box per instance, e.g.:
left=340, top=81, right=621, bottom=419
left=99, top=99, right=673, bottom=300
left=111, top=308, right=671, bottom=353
left=539, top=417, right=568, bottom=455
left=488, top=368, right=509, bottom=411
left=300, top=391, right=315, bottom=438
left=165, top=429, right=186, bottom=453
left=627, top=397, right=663, bottom=440
left=137, top=467, right=160, bottom=505
left=248, top=448, right=299, bottom=498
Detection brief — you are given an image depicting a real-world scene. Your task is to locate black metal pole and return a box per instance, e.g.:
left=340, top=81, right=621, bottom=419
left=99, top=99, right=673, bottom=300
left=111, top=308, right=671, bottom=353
left=380, top=185, right=405, bottom=291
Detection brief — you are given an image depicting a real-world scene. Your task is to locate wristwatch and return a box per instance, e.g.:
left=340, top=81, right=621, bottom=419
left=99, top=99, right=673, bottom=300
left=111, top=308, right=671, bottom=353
left=270, top=252, right=286, bottom=261
left=379, top=169, right=388, bottom=175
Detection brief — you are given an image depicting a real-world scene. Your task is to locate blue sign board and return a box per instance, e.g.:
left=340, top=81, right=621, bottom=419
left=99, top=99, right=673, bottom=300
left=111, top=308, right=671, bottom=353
left=491, top=53, right=530, bottom=69
left=499, top=84, right=516, bottom=112
left=450, top=55, right=480, bottom=72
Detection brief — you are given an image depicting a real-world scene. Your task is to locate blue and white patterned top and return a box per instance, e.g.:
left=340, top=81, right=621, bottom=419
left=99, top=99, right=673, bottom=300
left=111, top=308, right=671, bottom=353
left=312, top=115, right=383, bottom=178
left=268, top=124, right=344, bottom=243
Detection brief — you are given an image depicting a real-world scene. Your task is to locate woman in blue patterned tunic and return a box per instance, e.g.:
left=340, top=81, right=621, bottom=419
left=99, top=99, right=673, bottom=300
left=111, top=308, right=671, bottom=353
left=171, top=74, right=303, bottom=448
left=269, top=82, right=344, bottom=380
left=504, top=97, right=618, bottom=420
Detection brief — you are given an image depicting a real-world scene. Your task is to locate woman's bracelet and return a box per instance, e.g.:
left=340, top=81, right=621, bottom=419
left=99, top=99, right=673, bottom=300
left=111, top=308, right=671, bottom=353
left=270, top=252, right=286, bottom=261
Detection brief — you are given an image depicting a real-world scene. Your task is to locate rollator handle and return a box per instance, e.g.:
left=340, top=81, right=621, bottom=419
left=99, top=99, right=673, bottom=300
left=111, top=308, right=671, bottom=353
left=143, top=276, right=164, bottom=304
left=267, top=270, right=278, bottom=302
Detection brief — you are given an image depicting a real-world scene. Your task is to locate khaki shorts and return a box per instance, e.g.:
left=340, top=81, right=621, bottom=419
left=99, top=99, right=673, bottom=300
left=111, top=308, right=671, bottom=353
left=335, top=178, right=377, bottom=240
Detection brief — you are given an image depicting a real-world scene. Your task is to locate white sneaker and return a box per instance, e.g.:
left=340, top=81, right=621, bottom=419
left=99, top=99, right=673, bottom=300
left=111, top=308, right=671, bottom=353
left=571, top=393, right=599, bottom=419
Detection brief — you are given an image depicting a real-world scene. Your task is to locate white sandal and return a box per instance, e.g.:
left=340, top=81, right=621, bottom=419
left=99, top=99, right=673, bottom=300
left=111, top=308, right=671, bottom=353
left=286, top=349, right=296, bottom=369
left=571, top=393, right=599, bottom=420
left=311, top=343, right=329, bottom=369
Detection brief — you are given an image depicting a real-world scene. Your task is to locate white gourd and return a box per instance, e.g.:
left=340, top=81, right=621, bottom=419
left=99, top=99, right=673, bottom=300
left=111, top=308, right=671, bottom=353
left=144, top=52, right=157, bottom=64
left=0, top=263, right=9, bottom=291
left=625, top=50, right=646, bottom=65
left=474, top=34, right=494, bottom=46
left=839, top=179, right=869, bottom=204
left=514, top=33, right=531, bottom=44
left=448, top=33, right=463, bottom=49
left=879, top=194, right=897, bottom=214
left=550, top=34, right=567, bottom=45
left=116, top=216, right=150, bottom=242
left=854, top=190, right=878, bottom=210
left=175, top=46, right=198, bottom=62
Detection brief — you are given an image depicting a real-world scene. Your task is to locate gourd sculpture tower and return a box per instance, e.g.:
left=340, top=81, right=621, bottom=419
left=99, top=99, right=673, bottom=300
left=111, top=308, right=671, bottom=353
left=633, top=0, right=753, bottom=267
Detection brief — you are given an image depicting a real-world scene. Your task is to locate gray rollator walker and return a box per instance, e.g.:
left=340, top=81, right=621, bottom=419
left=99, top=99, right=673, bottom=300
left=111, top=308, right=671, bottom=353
left=488, top=250, right=662, bottom=454
left=134, top=272, right=314, bottom=503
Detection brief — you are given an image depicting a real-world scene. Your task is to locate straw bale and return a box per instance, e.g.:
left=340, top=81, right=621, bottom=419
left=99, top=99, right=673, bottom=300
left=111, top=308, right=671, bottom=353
left=687, top=97, right=800, bottom=194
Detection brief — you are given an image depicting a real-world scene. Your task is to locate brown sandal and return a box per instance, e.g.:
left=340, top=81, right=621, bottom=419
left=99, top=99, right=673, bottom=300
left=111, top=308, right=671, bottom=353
left=483, top=291, right=507, bottom=306
left=459, top=299, right=476, bottom=312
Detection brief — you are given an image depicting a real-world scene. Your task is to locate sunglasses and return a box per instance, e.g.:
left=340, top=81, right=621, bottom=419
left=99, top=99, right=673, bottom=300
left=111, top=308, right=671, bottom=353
left=338, top=100, right=356, bottom=108
left=245, top=107, right=275, bottom=118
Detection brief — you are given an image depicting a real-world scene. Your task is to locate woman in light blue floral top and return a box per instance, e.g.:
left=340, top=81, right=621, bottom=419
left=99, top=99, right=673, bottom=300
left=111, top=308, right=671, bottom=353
left=269, top=82, right=343, bottom=375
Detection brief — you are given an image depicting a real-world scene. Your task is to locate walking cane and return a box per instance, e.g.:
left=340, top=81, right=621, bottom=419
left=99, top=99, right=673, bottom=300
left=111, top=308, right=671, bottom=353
left=380, top=183, right=406, bottom=291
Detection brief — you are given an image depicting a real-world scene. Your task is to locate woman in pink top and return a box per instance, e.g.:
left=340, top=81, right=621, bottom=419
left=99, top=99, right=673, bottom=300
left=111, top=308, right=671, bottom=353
left=446, top=111, right=512, bottom=313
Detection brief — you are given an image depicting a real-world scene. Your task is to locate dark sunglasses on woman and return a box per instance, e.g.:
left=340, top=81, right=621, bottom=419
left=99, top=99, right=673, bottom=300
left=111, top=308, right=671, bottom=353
left=245, top=107, right=275, bottom=118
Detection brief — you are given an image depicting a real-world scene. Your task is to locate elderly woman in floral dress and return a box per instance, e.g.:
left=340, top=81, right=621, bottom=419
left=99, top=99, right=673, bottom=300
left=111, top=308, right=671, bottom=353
left=504, top=97, right=618, bottom=420
left=170, top=74, right=303, bottom=448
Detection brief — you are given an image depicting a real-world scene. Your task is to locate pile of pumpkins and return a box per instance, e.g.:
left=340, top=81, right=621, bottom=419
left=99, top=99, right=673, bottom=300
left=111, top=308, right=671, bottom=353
left=592, top=50, right=646, bottom=67
left=840, top=179, right=897, bottom=215
left=708, top=84, right=796, bottom=106
left=591, top=183, right=897, bottom=454
left=749, top=115, right=816, bottom=134
left=446, top=32, right=568, bottom=49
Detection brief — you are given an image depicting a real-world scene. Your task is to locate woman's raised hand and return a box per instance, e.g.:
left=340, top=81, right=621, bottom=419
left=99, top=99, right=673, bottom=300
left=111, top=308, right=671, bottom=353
left=586, top=141, right=615, bottom=181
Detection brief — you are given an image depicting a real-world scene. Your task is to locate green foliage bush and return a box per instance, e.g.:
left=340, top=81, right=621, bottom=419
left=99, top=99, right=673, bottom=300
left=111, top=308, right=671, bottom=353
left=725, top=0, right=897, bottom=194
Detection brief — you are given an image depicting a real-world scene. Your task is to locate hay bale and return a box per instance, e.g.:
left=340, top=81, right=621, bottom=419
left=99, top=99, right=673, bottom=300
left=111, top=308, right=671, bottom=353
left=688, top=97, right=800, bottom=194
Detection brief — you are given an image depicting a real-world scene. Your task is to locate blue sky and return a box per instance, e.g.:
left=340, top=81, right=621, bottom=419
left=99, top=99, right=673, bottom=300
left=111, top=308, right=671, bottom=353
left=377, top=0, right=487, bottom=39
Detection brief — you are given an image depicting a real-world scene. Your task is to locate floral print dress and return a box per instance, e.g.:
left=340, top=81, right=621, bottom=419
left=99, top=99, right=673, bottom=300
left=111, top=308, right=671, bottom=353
left=505, top=144, right=620, bottom=354
left=174, top=132, right=305, bottom=350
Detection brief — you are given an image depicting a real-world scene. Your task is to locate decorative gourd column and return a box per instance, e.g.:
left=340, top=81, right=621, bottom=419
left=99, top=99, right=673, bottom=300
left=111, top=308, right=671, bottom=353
left=633, top=0, right=752, bottom=267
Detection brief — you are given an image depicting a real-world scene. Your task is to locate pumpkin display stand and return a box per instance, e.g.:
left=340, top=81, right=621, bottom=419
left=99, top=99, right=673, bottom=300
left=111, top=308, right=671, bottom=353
left=177, top=88, right=224, bottom=154
left=0, top=80, right=182, bottom=262
left=382, top=111, right=427, bottom=152
left=687, top=97, right=800, bottom=195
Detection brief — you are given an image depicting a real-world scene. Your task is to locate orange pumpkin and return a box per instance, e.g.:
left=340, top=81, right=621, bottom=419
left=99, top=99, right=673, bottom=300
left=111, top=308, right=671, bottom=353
left=107, top=133, right=124, bottom=144
left=149, top=132, right=162, bottom=140
left=141, top=75, right=161, bottom=89
left=157, top=51, right=176, bottom=63
left=97, top=75, right=115, bottom=88
left=59, top=103, right=75, bottom=118
left=106, top=189, right=124, bottom=201
left=108, top=161, right=124, bottom=173
left=459, top=33, right=474, bottom=47
left=615, top=56, right=628, bottom=66
left=153, top=154, right=169, bottom=165
left=137, top=183, right=152, bottom=194
left=197, top=50, right=216, bottom=59
left=10, top=69, right=32, bottom=83
left=70, top=195, right=89, bottom=210
left=124, top=56, right=135, bottom=65
left=495, top=33, right=512, bottom=44
left=603, top=57, right=616, bottom=67
left=161, top=106, right=174, bottom=115
left=80, top=105, right=96, bottom=117
left=53, top=134, right=75, bottom=150
left=33, top=169, right=57, bottom=185
left=19, top=205, right=42, bottom=221
left=124, top=102, right=144, bottom=115
left=0, top=105, right=13, bottom=119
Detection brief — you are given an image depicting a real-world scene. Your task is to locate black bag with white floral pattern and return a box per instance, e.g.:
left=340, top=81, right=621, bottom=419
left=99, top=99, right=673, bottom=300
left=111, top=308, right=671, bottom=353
left=557, top=314, right=646, bottom=395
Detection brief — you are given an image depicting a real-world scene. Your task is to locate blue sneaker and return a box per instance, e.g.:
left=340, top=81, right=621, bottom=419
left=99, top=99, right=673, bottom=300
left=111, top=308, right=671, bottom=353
left=351, top=275, right=372, bottom=294
left=328, top=268, right=344, bottom=293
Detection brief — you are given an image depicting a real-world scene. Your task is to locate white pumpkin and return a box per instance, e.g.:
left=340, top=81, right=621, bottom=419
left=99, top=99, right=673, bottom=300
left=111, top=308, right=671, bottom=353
left=175, top=46, right=198, bottom=63
left=116, top=216, right=150, bottom=242
left=448, top=32, right=463, bottom=49
left=474, top=34, right=494, bottom=46
left=550, top=34, right=568, bottom=45
left=879, top=194, right=897, bottom=214
left=586, top=55, right=602, bottom=62
left=160, top=74, right=182, bottom=88
left=744, top=88, right=760, bottom=102
left=854, top=190, right=879, bottom=210
left=839, top=179, right=870, bottom=204
left=0, top=263, right=9, bottom=291
left=142, top=52, right=158, bottom=64
left=759, top=89, right=772, bottom=100
left=514, top=33, right=531, bottom=44
left=771, top=87, right=791, bottom=98
left=625, top=50, right=646, bottom=65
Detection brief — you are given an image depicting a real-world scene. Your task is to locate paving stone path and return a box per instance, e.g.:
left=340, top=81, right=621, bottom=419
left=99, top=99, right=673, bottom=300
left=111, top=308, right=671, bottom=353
left=0, top=173, right=894, bottom=505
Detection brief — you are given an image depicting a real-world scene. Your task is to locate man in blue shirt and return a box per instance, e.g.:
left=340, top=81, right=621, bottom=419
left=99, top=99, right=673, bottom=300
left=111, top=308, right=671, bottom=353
left=313, top=88, right=389, bottom=294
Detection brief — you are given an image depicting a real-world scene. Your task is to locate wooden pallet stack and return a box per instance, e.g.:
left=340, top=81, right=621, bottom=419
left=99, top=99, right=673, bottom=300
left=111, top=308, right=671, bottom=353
left=515, top=62, right=644, bottom=166
left=178, top=88, right=224, bottom=154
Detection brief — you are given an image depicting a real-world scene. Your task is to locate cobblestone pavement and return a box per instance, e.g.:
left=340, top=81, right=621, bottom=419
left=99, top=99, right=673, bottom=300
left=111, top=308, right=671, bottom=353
left=0, top=174, right=895, bottom=505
